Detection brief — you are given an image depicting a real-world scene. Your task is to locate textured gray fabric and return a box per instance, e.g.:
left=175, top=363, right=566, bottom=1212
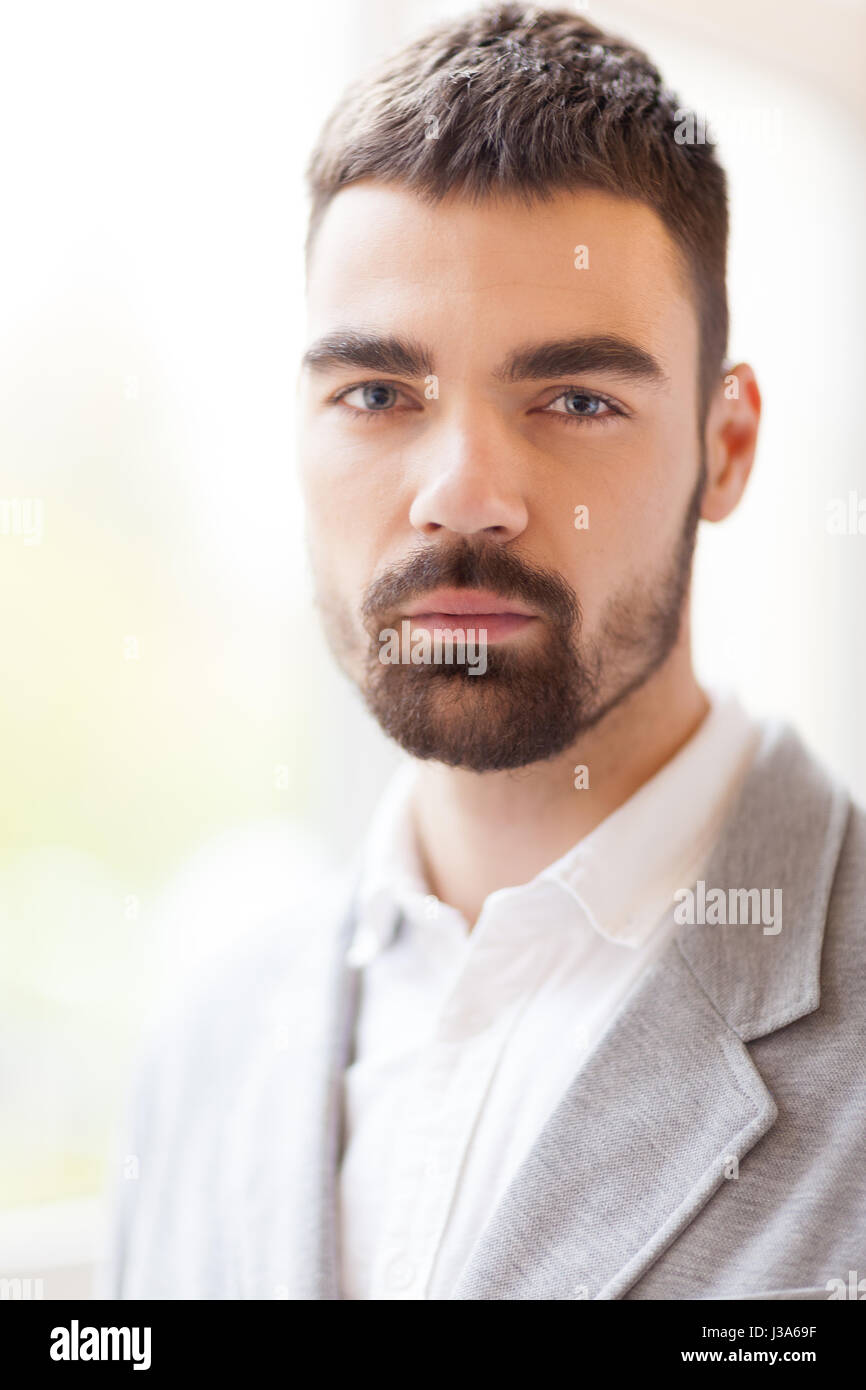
left=96, top=718, right=866, bottom=1300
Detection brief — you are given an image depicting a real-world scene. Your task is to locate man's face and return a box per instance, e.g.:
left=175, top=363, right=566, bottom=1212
left=298, top=183, right=706, bottom=771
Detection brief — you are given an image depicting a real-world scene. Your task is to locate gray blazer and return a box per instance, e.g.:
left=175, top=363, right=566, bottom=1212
left=98, top=718, right=866, bottom=1300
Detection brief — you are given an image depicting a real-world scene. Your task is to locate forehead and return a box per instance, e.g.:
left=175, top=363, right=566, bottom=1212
left=304, top=181, right=698, bottom=369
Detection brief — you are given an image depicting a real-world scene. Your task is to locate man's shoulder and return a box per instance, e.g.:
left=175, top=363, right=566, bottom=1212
left=129, top=869, right=356, bottom=1105
left=728, top=712, right=863, bottom=874
left=97, top=870, right=358, bottom=1298
left=825, top=791, right=866, bottom=953
left=777, top=721, right=866, bottom=935
left=755, top=723, right=866, bottom=1002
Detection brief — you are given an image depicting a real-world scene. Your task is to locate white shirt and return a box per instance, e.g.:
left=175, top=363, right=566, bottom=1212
left=338, top=688, right=762, bottom=1300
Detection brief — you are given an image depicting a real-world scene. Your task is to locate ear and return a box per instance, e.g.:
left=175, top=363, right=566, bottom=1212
left=700, top=363, right=761, bottom=523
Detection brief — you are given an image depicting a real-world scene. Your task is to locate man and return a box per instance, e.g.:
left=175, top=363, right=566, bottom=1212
left=101, top=4, right=865, bottom=1300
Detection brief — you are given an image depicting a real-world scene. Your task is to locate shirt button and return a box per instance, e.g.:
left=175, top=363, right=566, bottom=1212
left=384, top=1255, right=417, bottom=1291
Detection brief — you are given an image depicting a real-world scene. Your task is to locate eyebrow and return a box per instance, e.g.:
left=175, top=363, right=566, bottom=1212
left=494, top=335, right=668, bottom=387
left=301, top=332, right=434, bottom=378
left=301, top=330, right=667, bottom=388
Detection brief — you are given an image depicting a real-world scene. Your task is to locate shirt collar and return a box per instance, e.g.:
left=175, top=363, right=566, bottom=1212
left=347, top=758, right=428, bottom=967
left=348, top=687, right=761, bottom=965
left=540, top=687, right=761, bottom=948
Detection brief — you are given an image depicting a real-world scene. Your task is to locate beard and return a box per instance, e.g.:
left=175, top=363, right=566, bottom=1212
left=313, top=465, right=705, bottom=772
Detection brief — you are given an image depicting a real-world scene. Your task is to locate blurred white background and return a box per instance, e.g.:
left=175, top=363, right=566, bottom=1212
left=1, top=0, right=863, bottom=1296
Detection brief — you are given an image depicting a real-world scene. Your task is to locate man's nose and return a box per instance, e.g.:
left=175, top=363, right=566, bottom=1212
left=407, top=413, right=530, bottom=542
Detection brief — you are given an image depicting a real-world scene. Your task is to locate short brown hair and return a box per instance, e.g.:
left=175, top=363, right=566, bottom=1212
left=305, top=2, right=729, bottom=425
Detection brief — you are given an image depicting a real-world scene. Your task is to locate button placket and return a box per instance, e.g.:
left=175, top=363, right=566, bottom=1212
left=368, top=1011, right=516, bottom=1298
left=368, top=922, right=559, bottom=1300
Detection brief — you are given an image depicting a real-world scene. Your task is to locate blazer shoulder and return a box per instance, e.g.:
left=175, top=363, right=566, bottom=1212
left=823, top=794, right=866, bottom=956
left=97, top=879, right=355, bottom=1296
left=141, top=878, right=354, bottom=1082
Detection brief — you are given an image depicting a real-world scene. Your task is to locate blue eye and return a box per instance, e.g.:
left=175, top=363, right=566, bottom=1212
left=338, top=382, right=401, bottom=412
left=544, top=390, right=616, bottom=419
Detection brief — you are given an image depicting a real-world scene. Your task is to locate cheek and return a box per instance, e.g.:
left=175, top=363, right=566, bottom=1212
left=301, top=428, right=364, bottom=538
left=302, top=418, right=401, bottom=521
left=584, top=421, right=696, bottom=545
left=301, top=467, right=384, bottom=612
left=551, top=445, right=693, bottom=614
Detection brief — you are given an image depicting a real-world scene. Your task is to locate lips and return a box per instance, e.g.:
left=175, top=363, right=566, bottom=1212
left=403, top=588, right=537, bottom=618
left=402, top=588, right=537, bottom=641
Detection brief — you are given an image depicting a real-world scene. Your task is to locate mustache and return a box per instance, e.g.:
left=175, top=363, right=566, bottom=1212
left=360, top=539, right=580, bottom=630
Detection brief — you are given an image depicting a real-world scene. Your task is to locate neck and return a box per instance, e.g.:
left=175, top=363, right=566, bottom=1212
left=410, top=645, right=709, bottom=928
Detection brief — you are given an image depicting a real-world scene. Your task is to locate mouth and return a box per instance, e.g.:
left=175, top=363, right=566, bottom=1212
left=401, top=588, right=538, bottom=642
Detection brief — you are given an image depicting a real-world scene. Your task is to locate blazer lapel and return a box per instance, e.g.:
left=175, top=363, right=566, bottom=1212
left=451, top=936, right=777, bottom=1300
left=453, top=720, right=851, bottom=1300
